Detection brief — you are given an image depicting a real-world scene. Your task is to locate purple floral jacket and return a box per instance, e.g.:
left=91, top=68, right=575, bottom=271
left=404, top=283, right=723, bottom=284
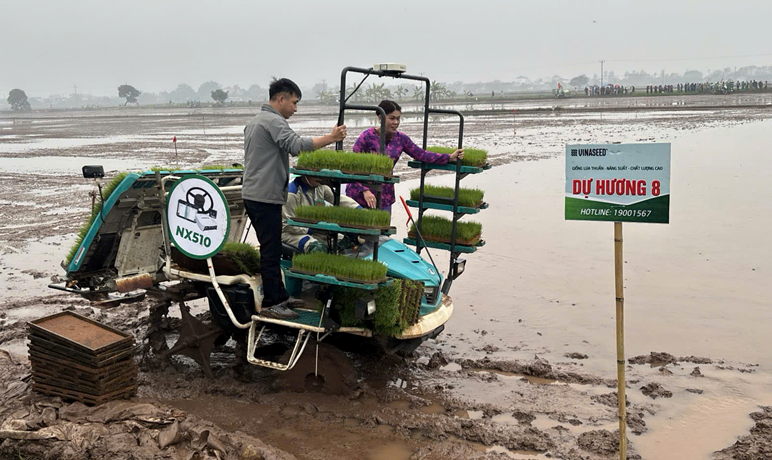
left=345, top=127, right=449, bottom=208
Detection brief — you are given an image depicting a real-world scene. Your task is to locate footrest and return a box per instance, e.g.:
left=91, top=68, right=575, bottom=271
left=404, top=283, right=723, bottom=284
left=246, top=323, right=311, bottom=371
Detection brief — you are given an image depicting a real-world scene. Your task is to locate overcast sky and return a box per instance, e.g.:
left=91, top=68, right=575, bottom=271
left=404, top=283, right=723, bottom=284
left=3, top=0, right=771, bottom=97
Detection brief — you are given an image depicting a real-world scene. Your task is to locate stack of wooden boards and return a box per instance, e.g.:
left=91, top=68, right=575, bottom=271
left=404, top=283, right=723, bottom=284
left=28, top=311, right=137, bottom=405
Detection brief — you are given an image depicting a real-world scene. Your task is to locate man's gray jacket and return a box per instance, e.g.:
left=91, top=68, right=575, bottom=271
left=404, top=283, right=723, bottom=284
left=242, top=104, right=314, bottom=204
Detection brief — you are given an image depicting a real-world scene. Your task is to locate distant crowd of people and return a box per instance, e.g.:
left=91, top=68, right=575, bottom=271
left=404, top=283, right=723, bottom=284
left=662, top=80, right=769, bottom=94
left=583, top=80, right=769, bottom=96
left=585, top=85, right=635, bottom=96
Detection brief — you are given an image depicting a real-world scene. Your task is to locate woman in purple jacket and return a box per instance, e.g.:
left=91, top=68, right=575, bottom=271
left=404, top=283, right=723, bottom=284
left=345, top=100, right=464, bottom=210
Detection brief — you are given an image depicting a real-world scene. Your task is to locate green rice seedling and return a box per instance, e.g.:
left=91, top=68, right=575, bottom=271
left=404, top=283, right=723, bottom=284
left=400, top=280, right=423, bottom=326
left=409, top=215, right=482, bottom=245
left=409, top=185, right=485, bottom=208
left=292, top=252, right=388, bottom=282
left=427, top=146, right=488, bottom=167
left=198, top=164, right=243, bottom=171
left=220, top=242, right=261, bottom=276
left=148, top=164, right=243, bottom=173
left=65, top=172, right=129, bottom=264
left=294, top=205, right=392, bottom=228
left=333, top=279, right=423, bottom=336
left=296, top=150, right=393, bottom=176
left=374, top=280, right=404, bottom=337
left=331, top=286, right=366, bottom=327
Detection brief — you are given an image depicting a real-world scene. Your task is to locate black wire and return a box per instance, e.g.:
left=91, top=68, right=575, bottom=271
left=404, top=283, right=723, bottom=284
left=96, top=182, right=106, bottom=224
left=344, top=73, right=371, bottom=103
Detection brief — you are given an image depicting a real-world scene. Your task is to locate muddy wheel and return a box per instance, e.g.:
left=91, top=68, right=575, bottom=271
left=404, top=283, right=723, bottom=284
left=273, top=342, right=358, bottom=396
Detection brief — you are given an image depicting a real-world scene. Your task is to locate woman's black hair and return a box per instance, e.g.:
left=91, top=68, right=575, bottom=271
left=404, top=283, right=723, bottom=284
left=378, top=100, right=402, bottom=115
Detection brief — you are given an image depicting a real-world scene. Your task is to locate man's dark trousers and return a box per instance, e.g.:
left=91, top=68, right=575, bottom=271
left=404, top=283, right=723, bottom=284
left=244, top=200, right=288, bottom=308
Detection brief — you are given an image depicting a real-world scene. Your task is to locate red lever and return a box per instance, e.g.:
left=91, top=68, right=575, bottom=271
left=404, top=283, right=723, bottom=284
left=399, top=196, right=413, bottom=228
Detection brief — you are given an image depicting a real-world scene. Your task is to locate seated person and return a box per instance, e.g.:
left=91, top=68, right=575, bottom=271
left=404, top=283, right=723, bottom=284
left=346, top=100, right=464, bottom=211
left=282, top=175, right=360, bottom=253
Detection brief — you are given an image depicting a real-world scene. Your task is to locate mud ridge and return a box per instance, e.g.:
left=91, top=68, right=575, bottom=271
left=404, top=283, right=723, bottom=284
left=456, top=356, right=615, bottom=386
left=713, top=406, right=772, bottom=459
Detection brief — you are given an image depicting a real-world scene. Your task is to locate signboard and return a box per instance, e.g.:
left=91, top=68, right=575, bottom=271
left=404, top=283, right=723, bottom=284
left=167, top=175, right=230, bottom=259
left=565, top=143, right=671, bottom=224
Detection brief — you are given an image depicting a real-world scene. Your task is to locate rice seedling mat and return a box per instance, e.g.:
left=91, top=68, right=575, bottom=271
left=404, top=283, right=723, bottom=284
left=425, top=146, right=489, bottom=168
left=290, top=167, right=399, bottom=184
left=407, top=231, right=481, bottom=246
left=288, top=252, right=390, bottom=288
left=410, top=184, right=485, bottom=207
left=288, top=267, right=387, bottom=284
left=296, top=150, right=394, bottom=176
left=283, top=269, right=385, bottom=290
left=403, top=237, right=486, bottom=254
left=288, top=217, right=396, bottom=235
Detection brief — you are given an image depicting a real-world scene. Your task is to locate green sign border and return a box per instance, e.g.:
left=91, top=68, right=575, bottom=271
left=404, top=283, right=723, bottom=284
left=565, top=195, right=670, bottom=224
left=166, top=174, right=231, bottom=260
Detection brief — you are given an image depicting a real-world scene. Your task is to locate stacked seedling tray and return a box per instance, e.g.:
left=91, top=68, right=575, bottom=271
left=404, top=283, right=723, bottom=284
left=28, top=311, right=137, bottom=405
left=404, top=147, right=490, bottom=293
left=286, top=150, right=399, bottom=290
left=289, top=205, right=396, bottom=236
left=290, top=252, right=388, bottom=286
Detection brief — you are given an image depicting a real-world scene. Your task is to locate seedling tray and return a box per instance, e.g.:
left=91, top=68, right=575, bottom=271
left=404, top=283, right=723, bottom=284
left=408, top=232, right=481, bottom=246
left=28, top=335, right=135, bottom=368
left=32, top=382, right=136, bottom=406
left=288, top=217, right=396, bottom=235
left=407, top=160, right=491, bottom=174
left=29, top=351, right=136, bottom=380
left=405, top=199, right=488, bottom=215
left=284, top=268, right=386, bottom=290
left=32, top=366, right=136, bottom=395
left=290, top=167, right=400, bottom=184
left=403, top=237, right=485, bottom=254
left=28, top=311, right=134, bottom=355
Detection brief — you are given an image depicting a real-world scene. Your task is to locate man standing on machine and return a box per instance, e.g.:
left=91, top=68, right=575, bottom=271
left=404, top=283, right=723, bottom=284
left=243, top=78, right=347, bottom=319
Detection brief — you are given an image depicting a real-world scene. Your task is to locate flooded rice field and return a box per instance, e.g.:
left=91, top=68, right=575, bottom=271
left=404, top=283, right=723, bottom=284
left=1, top=94, right=771, bottom=459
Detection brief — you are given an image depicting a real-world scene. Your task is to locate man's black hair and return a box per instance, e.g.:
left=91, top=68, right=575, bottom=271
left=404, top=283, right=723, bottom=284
left=269, top=78, right=302, bottom=101
left=378, top=100, right=402, bottom=114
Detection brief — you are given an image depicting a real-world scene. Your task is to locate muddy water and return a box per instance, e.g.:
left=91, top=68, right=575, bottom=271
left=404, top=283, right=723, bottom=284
left=2, top=99, right=772, bottom=459
left=387, top=119, right=772, bottom=459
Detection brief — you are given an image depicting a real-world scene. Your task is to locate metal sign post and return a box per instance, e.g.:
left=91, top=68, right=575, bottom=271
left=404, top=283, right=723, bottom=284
left=565, top=143, right=671, bottom=459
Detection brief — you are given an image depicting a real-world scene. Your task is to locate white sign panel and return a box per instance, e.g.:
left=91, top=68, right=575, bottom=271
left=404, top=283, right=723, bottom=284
left=167, top=175, right=230, bottom=259
left=565, top=143, right=671, bottom=224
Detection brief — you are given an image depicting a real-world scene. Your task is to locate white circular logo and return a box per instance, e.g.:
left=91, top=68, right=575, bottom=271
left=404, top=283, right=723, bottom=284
left=167, top=175, right=231, bottom=260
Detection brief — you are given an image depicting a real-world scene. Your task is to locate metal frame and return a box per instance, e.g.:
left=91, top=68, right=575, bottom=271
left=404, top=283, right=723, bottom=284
left=335, top=66, right=467, bottom=295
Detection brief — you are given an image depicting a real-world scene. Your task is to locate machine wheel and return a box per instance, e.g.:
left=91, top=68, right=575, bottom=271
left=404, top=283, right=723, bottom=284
left=273, top=342, right=358, bottom=395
